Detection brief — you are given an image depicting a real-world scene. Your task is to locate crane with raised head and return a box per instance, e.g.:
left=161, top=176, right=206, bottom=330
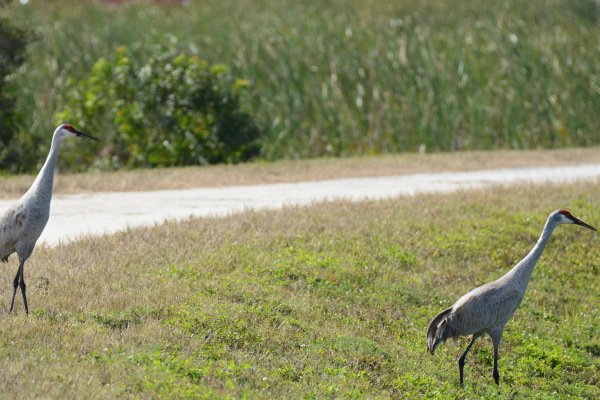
left=0, top=124, right=99, bottom=314
left=426, top=209, right=596, bottom=386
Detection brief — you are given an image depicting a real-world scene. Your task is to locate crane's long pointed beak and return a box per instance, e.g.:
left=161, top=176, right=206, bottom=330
left=76, top=130, right=100, bottom=141
left=574, top=218, right=597, bottom=231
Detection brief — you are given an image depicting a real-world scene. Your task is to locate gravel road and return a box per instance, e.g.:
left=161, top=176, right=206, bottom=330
left=2, top=163, right=600, bottom=246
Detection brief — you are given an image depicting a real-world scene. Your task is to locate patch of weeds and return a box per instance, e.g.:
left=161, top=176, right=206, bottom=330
left=309, top=335, right=392, bottom=375
left=216, top=359, right=253, bottom=381
left=394, top=372, right=442, bottom=396
left=127, top=346, right=218, bottom=398
left=530, top=308, right=560, bottom=323
left=288, top=249, right=346, bottom=274
left=130, top=346, right=210, bottom=383
left=31, top=307, right=77, bottom=323
left=581, top=342, right=600, bottom=357
left=195, top=285, right=297, bottom=325
left=160, top=264, right=202, bottom=279
left=390, top=282, right=429, bottom=306
left=93, top=310, right=143, bottom=330
left=514, top=337, right=595, bottom=382
left=33, top=276, right=51, bottom=293
left=169, top=310, right=263, bottom=350
left=265, top=263, right=379, bottom=300
left=376, top=245, right=418, bottom=269
left=84, top=345, right=127, bottom=364
left=273, top=364, right=304, bottom=382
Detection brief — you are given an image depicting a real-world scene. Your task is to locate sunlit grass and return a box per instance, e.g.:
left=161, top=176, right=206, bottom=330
left=0, top=180, right=597, bottom=398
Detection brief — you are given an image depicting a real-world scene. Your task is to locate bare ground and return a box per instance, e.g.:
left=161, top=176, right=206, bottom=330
left=1, top=148, right=599, bottom=199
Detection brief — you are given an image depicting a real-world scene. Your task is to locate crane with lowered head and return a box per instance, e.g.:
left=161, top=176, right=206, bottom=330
left=426, top=209, right=596, bottom=386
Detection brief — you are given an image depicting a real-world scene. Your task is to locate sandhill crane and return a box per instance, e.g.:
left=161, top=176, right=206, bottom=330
left=426, top=210, right=596, bottom=386
left=0, top=124, right=99, bottom=314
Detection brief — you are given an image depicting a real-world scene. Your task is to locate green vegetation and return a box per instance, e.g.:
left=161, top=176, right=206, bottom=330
left=3, top=0, right=600, bottom=172
left=0, top=181, right=598, bottom=398
left=0, top=0, right=33, bottom=172
left=57, top=45, right=261, bottom=170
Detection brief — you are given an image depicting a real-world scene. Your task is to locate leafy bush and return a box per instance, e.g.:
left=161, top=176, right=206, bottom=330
left=57, top=46, right=262, bottom=170
left=0, top=0, right=33, bottom=173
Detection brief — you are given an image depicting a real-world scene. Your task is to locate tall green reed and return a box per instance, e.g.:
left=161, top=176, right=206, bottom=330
left=5, top=0, right=600, bottom=171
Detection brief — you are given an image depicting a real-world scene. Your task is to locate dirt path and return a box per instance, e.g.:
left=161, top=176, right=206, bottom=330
left=2, top=163, right=598, bottom=246
left=2, top=148, right=600, bottom=199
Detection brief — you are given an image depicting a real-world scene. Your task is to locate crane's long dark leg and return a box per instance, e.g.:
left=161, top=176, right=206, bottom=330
left=493, top=345, right=500, bottom=385
left=458, top=333, right=482, bottom=387
left=9, top=260, right=27, bottom=314
left=491, top=334, right=502, bottom=385
left=9, top=265, right=20, bottom=313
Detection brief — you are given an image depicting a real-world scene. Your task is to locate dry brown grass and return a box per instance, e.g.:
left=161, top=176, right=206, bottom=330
left=1, top=148, right=599, bottom=199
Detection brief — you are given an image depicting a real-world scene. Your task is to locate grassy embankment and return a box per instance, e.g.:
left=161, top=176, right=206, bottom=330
left=5, top=0, right=600, bottom=171
left=0, top=176, right=597, bottom=398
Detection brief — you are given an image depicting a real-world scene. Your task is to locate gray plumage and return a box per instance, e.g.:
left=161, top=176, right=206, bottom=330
left=0, top=124, right=98, bottom=314
left=426, top=210, right=596, bottom=386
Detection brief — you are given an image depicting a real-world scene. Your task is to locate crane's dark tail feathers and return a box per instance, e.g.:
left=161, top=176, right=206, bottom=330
left=426, top=307, right=454, bottom=355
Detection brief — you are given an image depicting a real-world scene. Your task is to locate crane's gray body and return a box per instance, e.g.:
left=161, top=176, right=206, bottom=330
left=426, top=210, right=596, bottom=385
left=428, top=280, right=522, bottom=347
left=0, top=196, right=49, bottom=264
left=0, top=132, right=58, bottom=265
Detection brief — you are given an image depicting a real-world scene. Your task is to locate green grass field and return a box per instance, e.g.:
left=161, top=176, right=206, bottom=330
left=0, top=179, right=598, bottom=398
left=4, top=0, right=600, bottom=168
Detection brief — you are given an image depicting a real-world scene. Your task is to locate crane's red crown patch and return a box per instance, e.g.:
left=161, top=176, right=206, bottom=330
left=559, top=209, right=571, bottom=215
left=63, top=124, right=76, bottom=133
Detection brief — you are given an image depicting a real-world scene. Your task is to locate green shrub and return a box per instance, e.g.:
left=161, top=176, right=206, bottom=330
left=0, top=0, right=33, bottom=173
left=57, top=45, right=262, bottom=170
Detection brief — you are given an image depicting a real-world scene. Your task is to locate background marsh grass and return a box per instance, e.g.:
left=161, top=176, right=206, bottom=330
left=4, top=0, right=600, bottom=171
left=0, top=181, right=597, bottom=398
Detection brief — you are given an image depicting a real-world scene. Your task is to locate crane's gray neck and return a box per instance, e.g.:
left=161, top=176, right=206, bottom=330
left=503, top=216, right=559, bottom=291
left=26, top=134, right=64, bottom=203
